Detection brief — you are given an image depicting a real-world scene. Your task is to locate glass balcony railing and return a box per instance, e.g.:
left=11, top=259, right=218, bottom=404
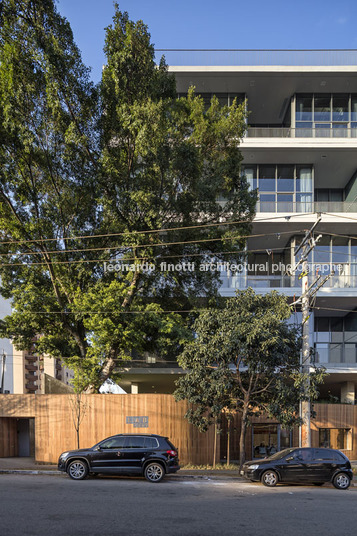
left=155, top=49, right=357, bottom=67
left=246, top=127, right=357, bottom=138
left=222, top=273, right=357, bottom=291
left=255, top=201, right=357, bottom=213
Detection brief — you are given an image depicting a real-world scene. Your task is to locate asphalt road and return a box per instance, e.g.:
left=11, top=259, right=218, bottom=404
left=0, top=474, right=356, bottom=536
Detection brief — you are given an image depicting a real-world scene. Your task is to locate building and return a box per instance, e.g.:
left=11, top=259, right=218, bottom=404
left=1, top=50, right=357, bottom=461
left=0, top=296, right=74, bottom=394
left=117, top=50, right=357, bottom=452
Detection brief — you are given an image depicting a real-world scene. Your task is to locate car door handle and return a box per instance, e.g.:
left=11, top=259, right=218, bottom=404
left=116, top=451, right=122, bottom=457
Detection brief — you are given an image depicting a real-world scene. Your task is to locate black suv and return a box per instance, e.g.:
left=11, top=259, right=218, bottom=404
left=241, top=447, right=352, bottom=489
left=58, top=434, right=180, bottom=483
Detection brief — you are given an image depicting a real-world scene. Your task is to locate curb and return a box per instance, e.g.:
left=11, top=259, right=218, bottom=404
left=0, top=470, right=62, bottom=475
left=0, top=470, right=355, bottom=486
left=0, top=469, right=243, bottom=480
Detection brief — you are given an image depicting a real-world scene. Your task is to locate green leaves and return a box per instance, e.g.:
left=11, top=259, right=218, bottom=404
left=0, top=3, right=256, bottom=392
left=175, top=289, right=325, bottom=443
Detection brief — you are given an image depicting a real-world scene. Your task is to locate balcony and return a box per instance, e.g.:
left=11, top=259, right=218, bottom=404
left=25, top=355, right=38, bottom=362
left=246, top=127, right=357, bottom=138
left=25, top=364, right=38, bottom=372
left=25, top=373, right=38, bottom=380
left=255, top=201, right=357, bottom=214
left=222, top=274, right=357, bottom=291
left=25, top=383, right=38, bottom=391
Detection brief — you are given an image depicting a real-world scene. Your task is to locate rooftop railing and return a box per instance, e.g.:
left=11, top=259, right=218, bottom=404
left=155, top=49, right=357, bottom=67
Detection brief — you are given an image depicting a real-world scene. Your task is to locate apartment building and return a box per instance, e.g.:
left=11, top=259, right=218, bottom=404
left=0, top=296, right=74, bottom=394
left=121, top=50, right=357, bottom=409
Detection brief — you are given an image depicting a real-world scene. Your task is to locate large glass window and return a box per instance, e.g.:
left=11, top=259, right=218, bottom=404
left=314, top=313, right=357, bottom=363
left=319, top=428, right=352, bottom=450
left=296, top=94, right=357, bottom=137
left=259, top=165, right=275, bottom=191
left=296, top=95, right=312, bottom=121
left=243, top=166, right=257, bottom=191
left=333, top=94, right=349, bottom=122
left=314, top=95, right=331, bottom=121
left=277, top=165, right=294, bottom=192
left=243, top=164, right=313, bottom=213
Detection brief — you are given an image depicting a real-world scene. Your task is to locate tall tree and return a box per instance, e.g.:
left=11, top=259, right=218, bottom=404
left=0, top=2, right=256, bottom=391
left=175, top=289, right=325, bottom=467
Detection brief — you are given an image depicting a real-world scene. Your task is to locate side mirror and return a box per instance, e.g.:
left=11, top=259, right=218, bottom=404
left=286, top=456, right=294, bottom=462
left=94, top=446, right=102, bottom=451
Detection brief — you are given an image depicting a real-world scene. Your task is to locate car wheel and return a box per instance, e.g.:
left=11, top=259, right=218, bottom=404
left=261, top=470, right=278, bottom=487
left=333, top=473, right=351, bottom=490
left=313, top=482, right=324, bottom=486
left=144, top=462, right=165, bottom=483
left=67, top=460, right=89, bottom=480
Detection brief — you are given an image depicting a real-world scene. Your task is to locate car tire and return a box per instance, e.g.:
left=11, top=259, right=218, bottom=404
left=261, top=470, right=278, bottom=487
left=332, top=473, right=351, bottom=490
left=67, top=460, right=89, bottom=480
left=313, top=482, right=324, bottom=486
left=144, top=462, right=165, bottom=483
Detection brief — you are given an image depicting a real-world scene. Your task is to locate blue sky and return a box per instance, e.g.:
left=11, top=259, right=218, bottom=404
left=57, top=0, right=357, bottom=82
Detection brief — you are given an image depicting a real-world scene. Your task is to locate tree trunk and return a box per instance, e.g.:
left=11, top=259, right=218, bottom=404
left=239, top=403, right=249, bottom=468
left=213, top=419, right=217, bottom=468
left=85, top=351, right=118, bottom=393
left=227, top=417, right=231, bottom=466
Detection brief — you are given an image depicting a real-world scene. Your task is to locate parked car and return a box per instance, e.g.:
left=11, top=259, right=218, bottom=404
left=58, top=434, right=180, bottom=483
left=240, top=447, right=352, bottom=489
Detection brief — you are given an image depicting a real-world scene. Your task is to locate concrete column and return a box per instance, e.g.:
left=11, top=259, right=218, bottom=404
left=341, top=381, right=355, bottom=404
left=131, top=382, right=139, bottom=394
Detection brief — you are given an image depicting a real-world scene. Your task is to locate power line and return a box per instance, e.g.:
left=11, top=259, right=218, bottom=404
left=0, top=212, right=314, bottom=247
left=311, top=306, right=357, bottom=314
left=0, top=243, right=295, bottom=268
left=0, top=229, right=301, bottom=258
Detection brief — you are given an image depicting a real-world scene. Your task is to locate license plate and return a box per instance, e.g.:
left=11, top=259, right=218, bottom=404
left=240, top=470, right=244, bottom=475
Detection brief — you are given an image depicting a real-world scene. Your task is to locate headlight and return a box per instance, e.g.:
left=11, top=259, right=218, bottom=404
left=60, top=452, right=69, bottom=459
left=248, top=464, right=259, bottom=470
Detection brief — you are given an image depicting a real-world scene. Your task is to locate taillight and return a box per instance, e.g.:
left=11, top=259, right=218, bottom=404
left=166, top=450, right=177, bottom=457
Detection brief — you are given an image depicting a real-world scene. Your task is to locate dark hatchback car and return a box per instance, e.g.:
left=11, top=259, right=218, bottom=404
left=58, top=434, right=180, bottom=483
left=241, top=447, right=352, bottom=489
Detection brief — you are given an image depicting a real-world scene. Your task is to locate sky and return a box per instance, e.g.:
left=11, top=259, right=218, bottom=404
left=57, top=0, right=357, bottom=82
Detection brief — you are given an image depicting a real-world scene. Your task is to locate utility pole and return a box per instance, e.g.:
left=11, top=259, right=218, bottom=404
left=0, top=350, right=6, bottom=394
left=290, top=215, right=334, bottom=447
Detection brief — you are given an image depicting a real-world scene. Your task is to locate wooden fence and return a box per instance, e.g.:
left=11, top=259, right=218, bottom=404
left=0, top=395, right=356, bottom=463
left=0, top=394, right=216, bottom=465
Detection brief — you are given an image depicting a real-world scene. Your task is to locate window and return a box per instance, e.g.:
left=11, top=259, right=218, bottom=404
left=144, top=437, right=159, bottom=449
left=296, top=95, right=312, bottom=121
left=126, top=436, right=146, bottom=448
left=314, top=95, right=331, bottom=122
left=277, top=165, right=294, bottom=192
left=125, top=436, right=159, bottom=448
left=243, top=164, right=313, bottom=213
left=291, top=449, right=312, bottom=462
left=319, top=428, right=352, bottom=450
left=313, top=448, right=334, bottom=461
left=352, top=95, right=357, bottom=121
left=296, top=94, right=357, bottom=137
left=242, top=166, right=257, bottom=191
left=99, top=436, right=127, bottom=449
left=259, top=165, right=275, bottom=191
left=333, top=95, right=349, bottom=122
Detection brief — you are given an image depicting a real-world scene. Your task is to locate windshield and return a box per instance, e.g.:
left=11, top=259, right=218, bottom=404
left=265, top=448, right=296, bottom=461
